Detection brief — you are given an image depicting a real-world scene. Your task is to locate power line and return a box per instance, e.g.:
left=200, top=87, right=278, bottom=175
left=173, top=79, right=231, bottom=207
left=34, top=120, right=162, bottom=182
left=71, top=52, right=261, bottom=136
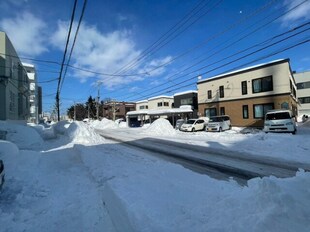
left=60, top=0, right=88, bottom=92
left=114, top=0, right=221, bottom=75
left=56, top=0, right=78, bottom=121
left=114, top=1, right=309, bottom=100
left=126, top=26, right=309, bottom=101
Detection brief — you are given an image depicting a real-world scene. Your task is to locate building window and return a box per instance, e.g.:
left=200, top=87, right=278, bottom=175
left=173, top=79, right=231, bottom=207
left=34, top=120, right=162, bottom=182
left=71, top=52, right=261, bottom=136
left=253, top=103, right=274, bottom=119
left=181, top=98, right=193, bottom=105
left=241, top=81, right=247, bottom=95
left=299, top=97, right=310, bottom=104
left=207, top=90, right=212, bottom=99
left=243, top=105, right=249, bottom=119
left=205, top=108, right=217, bottom=117
left=219, top=86, right=224, bottom=98
left=220, top=107, right=225, bottom=115
left=157, top=102, right=163, bottom=107
left=297, top=81, right=310, bottom=89
left=9, top=91, right=16, bottom=112
left=252, top=76, right=273, bottom=93
left=164, top=102, right=169, bottom=106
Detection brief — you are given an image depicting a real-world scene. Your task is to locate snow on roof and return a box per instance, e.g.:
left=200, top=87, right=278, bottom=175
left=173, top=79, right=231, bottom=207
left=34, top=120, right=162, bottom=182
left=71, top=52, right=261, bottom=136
left=198, top=59, right=288, bottom=84
left=127, top=106, right=193, bottom=116
left=148, top=95, right=173, bottom=101
left=127, top=110, right=149, bottom=115
left=136, top=100, right=148, bottom=104
left=22, top=62, right=35, bottom=68
left=173, top=90, right=197, bottom=96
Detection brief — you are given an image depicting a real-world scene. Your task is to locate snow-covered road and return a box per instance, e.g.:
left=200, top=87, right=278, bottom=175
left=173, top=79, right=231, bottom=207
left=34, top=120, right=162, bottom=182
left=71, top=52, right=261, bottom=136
left=97, top=129, right=305, bottom=179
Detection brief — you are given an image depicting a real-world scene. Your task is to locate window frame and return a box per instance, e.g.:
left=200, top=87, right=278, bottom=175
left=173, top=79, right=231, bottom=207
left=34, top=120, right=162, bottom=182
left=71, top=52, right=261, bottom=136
left=242, top=105, right=249, bottom=119
left=252, top=75, right=273, bottom=94
left=241, top=81, right=247, bottom=95
left=207, top=90, right=212, bottom=99
left=253, top=103, right=274, bottom=119
left=219, top=86, right=224, bottom=98
left=220, top=107, right=225, bottom=115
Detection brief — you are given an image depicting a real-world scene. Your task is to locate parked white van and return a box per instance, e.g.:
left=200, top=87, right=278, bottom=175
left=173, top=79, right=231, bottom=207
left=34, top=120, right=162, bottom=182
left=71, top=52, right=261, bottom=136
left=206, top=115, right=231, bottom=132
left=263, top=110, right=297, bottom=134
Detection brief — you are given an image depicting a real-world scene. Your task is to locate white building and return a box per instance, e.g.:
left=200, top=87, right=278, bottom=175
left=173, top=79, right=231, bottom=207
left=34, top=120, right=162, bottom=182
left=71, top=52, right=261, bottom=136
left=294, top=71, right=310, bottom=116
left=22, top=62, right=39, bottom=123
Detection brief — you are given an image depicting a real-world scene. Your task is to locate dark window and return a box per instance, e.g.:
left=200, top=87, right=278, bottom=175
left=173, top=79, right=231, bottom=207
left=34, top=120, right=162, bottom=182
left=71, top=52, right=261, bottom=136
left=297, top=81, right=310, bottom=89
left=241, top=81, right=247, bottom=95
left=205, top=108, right=217, bottom=117
left=220, top=107, right=225, bottom=115
left=164, top=102, right=169, bottom=106
left=253, top=103, right=274, bottom=119
left=157, top=102, right=163, bottom=107
left=208, top=90, right=212, bottom=99
left=252, top=76, right=273, bottom=93
left=243, top=105, right=249, bottom=119
left=219, top=86, right=224, bottom=98
left=181, top=98, right=193, bottom=105
left=299, top=97, right=310, bottom=104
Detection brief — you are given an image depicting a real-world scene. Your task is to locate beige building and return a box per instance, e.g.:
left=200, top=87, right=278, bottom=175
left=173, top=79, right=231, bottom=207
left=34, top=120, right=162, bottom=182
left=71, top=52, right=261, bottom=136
left=0, top=31, right=30, bottom=121
left=197, top=59, right=298, bottom=127
left=294, top=71, right=310, bottom=116
left=147, top=95, right=174, bottom=110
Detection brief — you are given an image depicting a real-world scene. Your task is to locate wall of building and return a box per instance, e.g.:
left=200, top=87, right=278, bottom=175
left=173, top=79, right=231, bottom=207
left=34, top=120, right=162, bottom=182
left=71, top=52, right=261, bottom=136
left=198, top=94, right=297, bottom=127
left=148, top=97, right=174, bottom=110
left=294, top=71, right=310, bottom=115
left=198, top=61, right=295, bottom=104
left=197, top=60, right=298, bottom=127
left=0, top=32, right=30, bottom=121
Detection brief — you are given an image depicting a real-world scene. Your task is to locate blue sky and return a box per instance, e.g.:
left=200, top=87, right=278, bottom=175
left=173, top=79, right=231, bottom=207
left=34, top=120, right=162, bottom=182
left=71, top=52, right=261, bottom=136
left=0, top=0, right=309, bottom=114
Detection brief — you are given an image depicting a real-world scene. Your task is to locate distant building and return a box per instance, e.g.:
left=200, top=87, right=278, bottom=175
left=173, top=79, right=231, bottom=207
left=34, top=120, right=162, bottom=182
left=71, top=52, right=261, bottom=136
left=23, top=62, right=40, bottom=123
left=294, top=71, right=310, bottom=116
left=173, top=90, right=198, bottom=118
left=0, top=31, right=30, bottom=121
left=102, top=101, right=136, bottom=121
left=197, top=59, right=298, bottom=127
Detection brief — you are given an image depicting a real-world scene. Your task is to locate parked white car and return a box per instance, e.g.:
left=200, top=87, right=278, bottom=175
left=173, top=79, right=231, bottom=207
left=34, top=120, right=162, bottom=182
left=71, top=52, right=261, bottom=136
left=206, top=115, right=231, bottom=132
left=180, top=118, right=207, bottom=132
left=263, top=110, right=297, bottom=134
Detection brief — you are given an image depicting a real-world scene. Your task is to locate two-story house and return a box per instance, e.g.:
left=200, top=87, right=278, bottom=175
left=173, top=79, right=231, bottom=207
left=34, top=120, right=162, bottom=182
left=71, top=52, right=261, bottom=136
left=197, top=59, right=298, bottom=127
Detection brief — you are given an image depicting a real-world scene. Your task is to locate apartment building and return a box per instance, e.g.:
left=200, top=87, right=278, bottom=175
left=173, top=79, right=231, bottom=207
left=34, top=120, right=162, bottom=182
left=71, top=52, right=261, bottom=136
left=294, top=71, right=310, bottom=116
left=23, top=62, right=39, bottom=123
left=0, top=32, right=30, bottom=121
left=197, top=59, right=298, bottom=127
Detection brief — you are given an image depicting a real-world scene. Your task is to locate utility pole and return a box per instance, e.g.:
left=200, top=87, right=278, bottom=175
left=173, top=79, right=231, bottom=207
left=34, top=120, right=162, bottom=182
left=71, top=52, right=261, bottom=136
left=96, top=82, right=102, bottom=119
left=56, top=93, right=60, bottom=121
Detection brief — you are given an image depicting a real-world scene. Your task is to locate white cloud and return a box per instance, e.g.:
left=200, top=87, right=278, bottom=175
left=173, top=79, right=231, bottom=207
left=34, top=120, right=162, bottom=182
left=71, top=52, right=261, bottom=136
left=51, top=21, right=172, bottom=88
left=0, top=12, right=48, bottom=56
left=281, top=0, right=310, bottom=26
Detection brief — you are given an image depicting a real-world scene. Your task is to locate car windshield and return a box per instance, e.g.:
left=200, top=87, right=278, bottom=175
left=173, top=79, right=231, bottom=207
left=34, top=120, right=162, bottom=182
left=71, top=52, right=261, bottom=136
left=266, top=112, right=290, bottom=120
left=186, top=119, right=196, bottom=124
left=209, top=117, right=223, bottom=122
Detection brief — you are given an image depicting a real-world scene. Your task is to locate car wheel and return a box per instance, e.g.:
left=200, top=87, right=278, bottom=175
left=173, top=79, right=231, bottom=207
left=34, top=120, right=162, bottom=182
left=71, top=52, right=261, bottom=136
left=292, top=129, right=296, bottom=135
left=219, top=127, right=222, bottom=132
left=192, top=128, right=195, bottom=132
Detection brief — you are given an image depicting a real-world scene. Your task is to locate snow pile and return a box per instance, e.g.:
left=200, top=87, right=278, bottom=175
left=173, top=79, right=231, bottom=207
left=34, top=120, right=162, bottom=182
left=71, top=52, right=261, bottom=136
left=53, top=120, right=71, bottom=135
left=0, top=121, right=44, bottom=150
left=66, top=121, right=105, bottom=144
left=144, top=118, right=176, bottom=136
left=28, top=124, right=56, bottom=139
left=119, top=121, right=127, bottom=128
left=90, top=118, right=117, bottom=130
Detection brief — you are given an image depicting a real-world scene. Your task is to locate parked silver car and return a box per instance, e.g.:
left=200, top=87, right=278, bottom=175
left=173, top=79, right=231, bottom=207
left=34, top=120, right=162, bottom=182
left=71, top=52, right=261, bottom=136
left=206, top=115, right=231, bottom=132
left=175, top=119, right=185, bottom=130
